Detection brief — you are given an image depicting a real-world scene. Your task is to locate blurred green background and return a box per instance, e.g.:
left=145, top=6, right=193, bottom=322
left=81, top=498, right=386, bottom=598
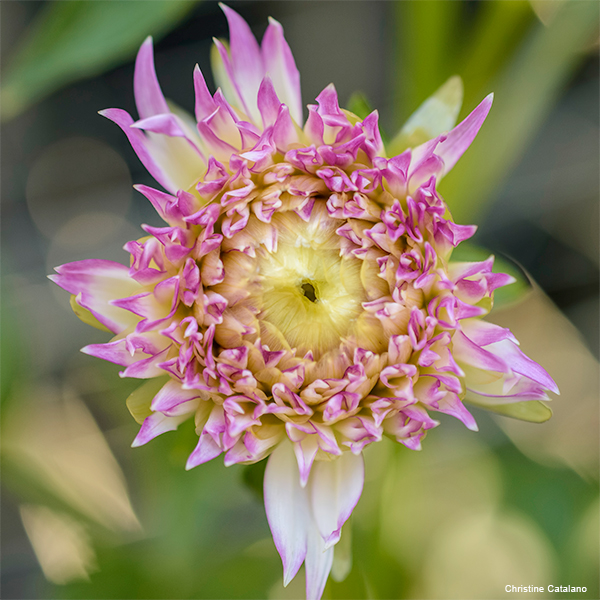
left=1, top=1, right=598, bottom=599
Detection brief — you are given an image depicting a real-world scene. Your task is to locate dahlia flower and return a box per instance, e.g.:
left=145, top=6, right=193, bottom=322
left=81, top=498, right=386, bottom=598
left=50, top=6, right=558, bottom=599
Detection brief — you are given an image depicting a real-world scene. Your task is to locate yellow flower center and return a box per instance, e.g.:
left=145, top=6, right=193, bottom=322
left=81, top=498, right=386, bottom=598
left=253, top=206, right=365, bottom=358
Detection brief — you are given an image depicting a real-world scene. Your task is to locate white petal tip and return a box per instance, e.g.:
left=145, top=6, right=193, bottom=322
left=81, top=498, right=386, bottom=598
left=323, top=535, right=340, bottom=551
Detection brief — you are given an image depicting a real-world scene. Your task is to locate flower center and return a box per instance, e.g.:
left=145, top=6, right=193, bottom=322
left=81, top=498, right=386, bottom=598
left=240, top=202, right=367, bottom=359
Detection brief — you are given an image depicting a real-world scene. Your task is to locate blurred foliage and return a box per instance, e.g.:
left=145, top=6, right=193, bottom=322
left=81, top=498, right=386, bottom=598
left=1, top=0, right=201, bottom=121
left=0, top=277, right=27, bottom=408
left=2, top=0, right=599, bottom=598
left=393, top=0, right=599, bottom=223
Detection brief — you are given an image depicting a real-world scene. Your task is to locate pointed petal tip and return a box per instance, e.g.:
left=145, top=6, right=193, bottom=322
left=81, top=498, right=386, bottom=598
left=323, top=531, right=341, bottom=551
left=219, top=3, right=243, bottom=23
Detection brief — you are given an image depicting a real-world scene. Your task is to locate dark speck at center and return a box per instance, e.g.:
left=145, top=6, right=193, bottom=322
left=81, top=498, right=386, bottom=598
left=301, top=282, right=318, bottom=303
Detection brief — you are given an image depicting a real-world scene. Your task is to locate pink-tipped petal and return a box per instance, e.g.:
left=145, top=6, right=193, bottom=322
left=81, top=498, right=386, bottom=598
left=194, top=64, right=217, bottom=121
left=134, top=37, right=170, bottom=120
left=220, top=4, right=264, bottom=124
left=262, top=17, right=303, bottom=124
left=132, top=411, right=189, bottom=447
left=486, top=339, right=559, bottom=394
left=186, top=432, right=223, bottom=469
left=453, top=330, right=508, bottom=373
left=436, top=93, right=493, bottom=178
left=151, top=379, right=202, bottom=414
left=100, top=108, right=179, bottom=193
left=51, top=260, right=143, bottom=333
left=257, top=77, right=283, bottom=128
left=309, top=452, right=364, bottom=549
left=264, top=440, right=309, bottom=587
left=292, top=435, right=319, bottom=488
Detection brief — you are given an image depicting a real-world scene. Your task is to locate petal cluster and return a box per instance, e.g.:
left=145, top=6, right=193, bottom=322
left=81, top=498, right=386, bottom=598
left=50, top=7, right=558, bottom=599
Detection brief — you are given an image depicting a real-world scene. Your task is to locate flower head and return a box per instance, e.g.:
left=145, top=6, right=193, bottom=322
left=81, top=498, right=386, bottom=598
left=50, top=6, right=558, bottom=599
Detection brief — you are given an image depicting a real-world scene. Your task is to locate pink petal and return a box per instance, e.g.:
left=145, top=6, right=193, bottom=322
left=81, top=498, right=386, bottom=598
left=460, top=319, right=518, bottom=346
left=132, top=411, right=189, bottom=447
left=194, top=64, right=217, bottom=121
left=134, top=37, right=169, bottom=120
left=452, top=330, right=508, bottom=373
left=82, top=339, right=141, bottom=366
left=150, top=379, right=202, bottom=414
left=293, top=436, right=319, bottom=488
left=436, top=94, right=493, bottom=178
left=186, top=432, right=223, bottom=469
left=220, top=4, right=264, bottom=124
left=262, top=17, right=302, bottom=124
left=50, top=260, right=142, bottom=333
left=257, top=77, right=282, bottom=128
left=100, top=108, right=179, bottom=193
left=133, top=113, right=200, bottom=149
left=486, top=339, right=559, bottom=394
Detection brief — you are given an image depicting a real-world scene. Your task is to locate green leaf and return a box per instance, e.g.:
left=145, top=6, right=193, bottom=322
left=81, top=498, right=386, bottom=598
left=69, top=294, right=111, bottom=333
left=388, top=75, right=463, bottom=156
left=126, top=377, right=168, bottom=424
left=0, top=277, right=27, bottom=408
left=456, top=1, right=534, bottom=113
left=241, top=458, right=267, bottom=502
left=346, top=92, right=375, bottom=121
left=465, top=397, right=553, bottom=423
left=1, top=0, right=201, bottom=121
left=392, top=0, right=462, bottom=128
